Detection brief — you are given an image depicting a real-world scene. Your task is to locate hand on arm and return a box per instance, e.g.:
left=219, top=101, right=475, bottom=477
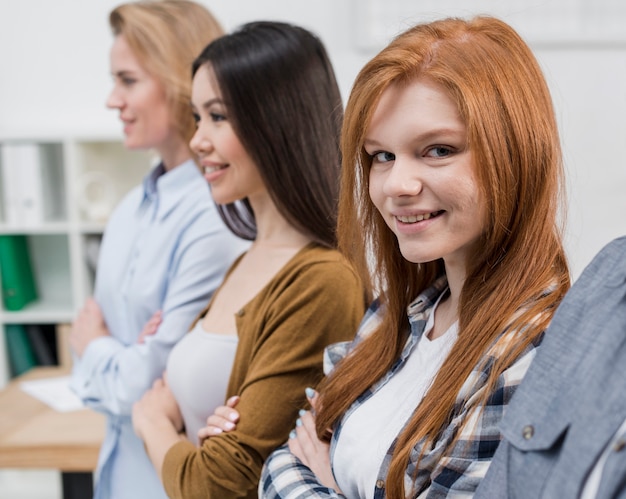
left=137, top=310, right=163, bottom=344
left=132, top=372, right=185, bottom=479
left=197, top=395, right=240, bottom=444
left=288, top=389, right=341, bottom=493
left=69, top=298, right=111, bottom=358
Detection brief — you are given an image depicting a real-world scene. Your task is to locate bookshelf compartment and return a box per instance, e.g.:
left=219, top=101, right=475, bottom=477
left=3, top=323, right=59, bottom=378
left=0, top=142, right=67, bottom=228
left=0, top=234, right=74, bottom=324
left=0, top=136, right=149, bottom=388
left=72, top=141, right=153, bottom=225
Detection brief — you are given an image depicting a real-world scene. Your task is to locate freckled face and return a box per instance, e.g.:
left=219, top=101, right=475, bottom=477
left=106, top=35, right=174, bottom=152
left=366, top=78, right=486, bottom=270
left=189, top=65, right=266, bottom=205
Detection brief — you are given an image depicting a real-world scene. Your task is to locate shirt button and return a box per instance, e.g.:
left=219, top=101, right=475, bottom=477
left=235, top=309, right=245, bottom=317
left=375, top=480, right=385, bottom=489
left=613, top=439, right=626, bottom=452
left=522, top=425, right=534, bottom=440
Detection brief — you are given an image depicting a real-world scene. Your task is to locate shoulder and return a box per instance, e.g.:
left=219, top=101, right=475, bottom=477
left=323, top=298, right=383, bottom=372
left=107, top=183, right=143, bottom=219
left=283, top=245, right=362, bottom=289
left=294, top=244, right=354, bottom=266
left=590, top=235, right=626, bottom=268
left=571, top=235, right=626, bottom=294
left=177, top=173, right=217, bottom=215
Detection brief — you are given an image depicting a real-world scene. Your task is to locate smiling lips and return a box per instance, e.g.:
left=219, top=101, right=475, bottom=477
left=396, top=210, right=443, bottom=224
left=204, top=165, right=227, bottom=174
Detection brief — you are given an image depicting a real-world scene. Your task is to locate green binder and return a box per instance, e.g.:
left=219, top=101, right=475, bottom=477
left=0, top=235, right=38, bottom=311
left=4, top=324, right=37, bottom=377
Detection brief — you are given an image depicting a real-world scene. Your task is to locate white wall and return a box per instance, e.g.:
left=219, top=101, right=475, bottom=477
left=1, top=0, right=625, bottom=278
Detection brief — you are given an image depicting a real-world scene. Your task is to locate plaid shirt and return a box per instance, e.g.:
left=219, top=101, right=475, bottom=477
left=260, top=277, right=543, bottom=498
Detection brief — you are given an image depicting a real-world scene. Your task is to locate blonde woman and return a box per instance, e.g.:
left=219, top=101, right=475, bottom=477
left=69, top=2, right=248, bottom=498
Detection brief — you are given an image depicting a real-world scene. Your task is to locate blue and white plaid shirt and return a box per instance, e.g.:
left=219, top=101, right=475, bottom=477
left=260, top=276, right=543, bottom=498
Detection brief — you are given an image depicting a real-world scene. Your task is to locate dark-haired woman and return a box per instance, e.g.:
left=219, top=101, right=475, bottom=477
left=131, top=21, right=364, bottom=499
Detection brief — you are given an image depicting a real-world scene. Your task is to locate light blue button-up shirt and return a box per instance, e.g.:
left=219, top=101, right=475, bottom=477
left=70, top=159, right=249, bottom=499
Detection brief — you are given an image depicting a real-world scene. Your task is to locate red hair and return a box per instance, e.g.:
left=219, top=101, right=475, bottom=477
left=317, top=16, right=570, bottom=498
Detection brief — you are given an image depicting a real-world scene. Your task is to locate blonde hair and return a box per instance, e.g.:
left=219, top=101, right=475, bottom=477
left=317, top=16, right=570, bottom=497
left=109, top=0, right=224, bottom=147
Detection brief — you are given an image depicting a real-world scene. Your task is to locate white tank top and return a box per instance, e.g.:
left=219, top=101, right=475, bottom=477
left=333, top=295, right=458, bottom=498
left=166, top=321, right=238, bottom=444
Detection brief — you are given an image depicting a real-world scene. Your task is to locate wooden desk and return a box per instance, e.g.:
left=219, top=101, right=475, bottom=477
left=0, top=366, right=105, bottom=498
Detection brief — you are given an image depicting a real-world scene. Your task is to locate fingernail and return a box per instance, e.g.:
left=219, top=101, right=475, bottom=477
left=228, top=412, right=238, bottom=422
left=305, top=387, right=315, bottom=398
left=298, top=409, right=306, bottom=417
left=213, top=427, right=222, bottom=434
left=225, top=422, right=235, bottom=430
left=289, top=430, right=296, bottom=439
left=296, top=418, right=302, bottom=427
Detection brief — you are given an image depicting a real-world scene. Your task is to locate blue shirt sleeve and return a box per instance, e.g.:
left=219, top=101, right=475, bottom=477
left=70, top=161, right=249, bottom=415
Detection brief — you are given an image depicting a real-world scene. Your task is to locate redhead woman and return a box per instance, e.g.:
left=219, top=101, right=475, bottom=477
left=257, top=16, right=571, bottom=498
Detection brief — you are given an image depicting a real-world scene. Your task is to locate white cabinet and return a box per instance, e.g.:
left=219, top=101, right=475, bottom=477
left=0, top=136, right=154, bottom=387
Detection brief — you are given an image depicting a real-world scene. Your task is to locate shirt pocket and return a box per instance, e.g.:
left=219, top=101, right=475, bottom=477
left=501, top=412, right=569, bottom=453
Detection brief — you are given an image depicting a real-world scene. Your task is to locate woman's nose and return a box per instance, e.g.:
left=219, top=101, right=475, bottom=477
left=106, top=86, right=123, bottom=110
left=382, top=158, right=423, bottom=197
left=190, top=125, right=213, bottom=155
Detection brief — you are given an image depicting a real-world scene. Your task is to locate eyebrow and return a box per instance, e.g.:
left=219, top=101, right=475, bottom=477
left=111, top=69, right=137, bottom=78
left=190, top=97, right=224, bottom=113
left=364, top=127, right=466, bottom=148
left=199, top=97, right=223, bottom=111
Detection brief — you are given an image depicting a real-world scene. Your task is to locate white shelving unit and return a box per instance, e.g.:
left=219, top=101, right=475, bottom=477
left=0, top=136, right=154, bottom=387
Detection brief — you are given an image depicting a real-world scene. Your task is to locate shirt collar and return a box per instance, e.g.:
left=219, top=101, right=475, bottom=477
left=406, top=275, right=449, bottom=321
left=140, top=159, right=207, bottom=220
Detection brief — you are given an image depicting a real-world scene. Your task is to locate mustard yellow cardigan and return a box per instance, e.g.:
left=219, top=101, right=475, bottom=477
left=162, top=244, right=365, bottom=498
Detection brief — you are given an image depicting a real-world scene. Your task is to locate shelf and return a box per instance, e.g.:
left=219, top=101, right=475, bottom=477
left=0, top=223, right=71, bottom=235
left=0, top=136, right=154, bottom=387
left=0, top=304, right=74, bottom=325
left=78, top=223, right=106, bottom=235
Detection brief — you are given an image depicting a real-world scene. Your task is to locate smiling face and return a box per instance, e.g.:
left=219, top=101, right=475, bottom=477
left=366, top=78, right=486, bottom=272
left=189, top=65, right=266, bottom=205
left=106, top=35, right=176, bottom=155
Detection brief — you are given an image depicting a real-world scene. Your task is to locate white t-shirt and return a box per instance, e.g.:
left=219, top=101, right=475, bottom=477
left=166, top=321, right=238, bottom=444
left=333, top=296, right=458, bottom=499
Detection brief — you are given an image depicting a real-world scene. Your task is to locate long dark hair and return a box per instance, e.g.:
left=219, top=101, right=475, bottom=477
left=192, top=21, right=343, bottom=247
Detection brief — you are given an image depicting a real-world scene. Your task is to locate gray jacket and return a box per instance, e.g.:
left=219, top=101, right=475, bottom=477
left=475, top=236, right=626, bottom=499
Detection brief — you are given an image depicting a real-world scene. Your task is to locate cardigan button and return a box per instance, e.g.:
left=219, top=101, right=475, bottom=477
left=522, top=425, right=534, bottom=440
left=235, top=309, right=245, bottom=317
left=375, top=480, right=385, bottom=489
left=613, top=439, right=626, bottom=452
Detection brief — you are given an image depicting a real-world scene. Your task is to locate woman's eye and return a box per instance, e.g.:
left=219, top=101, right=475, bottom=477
left=373, top=151, right=395, bottom=163
left=121, top=78, right=136, bottom=86
left=192, top=113, right=200, bottom=124
left=426, top=146, right=452, bottom=158
left=210, top=112, right=226, bottom=122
